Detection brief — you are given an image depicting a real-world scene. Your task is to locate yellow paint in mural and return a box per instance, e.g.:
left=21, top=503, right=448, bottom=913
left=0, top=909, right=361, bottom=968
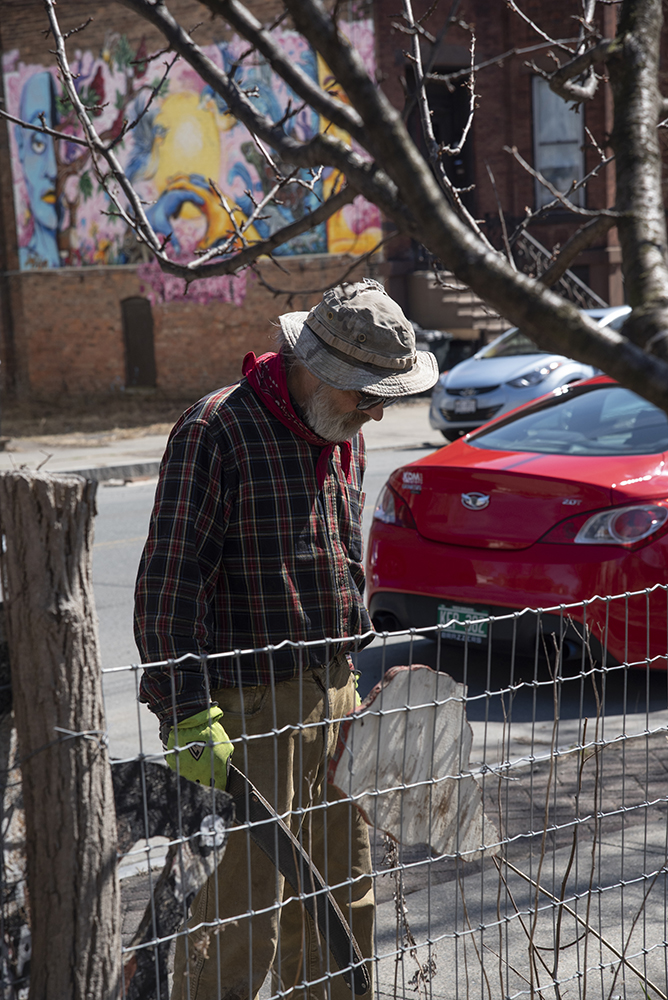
left=164, top=174, right=261, bottom=251
left=317, top=55, right=382, bottom=256
left=150, top=92, right=261, bottom=249
left=152, top=92, right=221, bottom=217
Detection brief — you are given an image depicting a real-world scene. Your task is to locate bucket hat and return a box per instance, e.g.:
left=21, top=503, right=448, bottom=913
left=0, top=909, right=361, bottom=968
left=278, top=279, right=438, bottom=397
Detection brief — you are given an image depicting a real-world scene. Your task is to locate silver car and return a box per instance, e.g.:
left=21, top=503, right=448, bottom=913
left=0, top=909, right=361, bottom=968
left=429, top=306, right=631, bottom=441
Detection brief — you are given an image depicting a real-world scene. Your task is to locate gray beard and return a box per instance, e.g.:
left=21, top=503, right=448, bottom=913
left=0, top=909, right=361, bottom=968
left=303, top=382, right=369, bottom=442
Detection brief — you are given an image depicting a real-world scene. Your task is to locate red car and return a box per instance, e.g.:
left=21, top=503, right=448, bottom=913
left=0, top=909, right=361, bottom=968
left=367, top=377, right=668, bottom=669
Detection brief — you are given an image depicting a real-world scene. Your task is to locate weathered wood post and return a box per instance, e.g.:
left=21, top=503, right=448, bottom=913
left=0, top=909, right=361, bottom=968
left=0, top=470, right=121, bottom=1000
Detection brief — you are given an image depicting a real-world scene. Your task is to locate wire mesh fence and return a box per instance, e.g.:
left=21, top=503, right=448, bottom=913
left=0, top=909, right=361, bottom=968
left=2, top=585, right=668, bottom=1000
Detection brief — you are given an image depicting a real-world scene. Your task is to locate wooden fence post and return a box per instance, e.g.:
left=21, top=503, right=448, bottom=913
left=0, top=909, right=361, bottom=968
left=0, top=471, right=121, bottom=1000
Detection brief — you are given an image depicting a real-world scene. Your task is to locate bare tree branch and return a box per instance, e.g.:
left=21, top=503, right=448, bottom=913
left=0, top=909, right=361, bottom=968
left=401, top=0, right=462, bottom=123
left=151, top=180, right=357, bottom=280
left=61, top=17, right=94, bottom=41
left=0, top=108, right=89, bottom=147
left=394, top=0, right=494, bottom=247
left=251, top=235, right=387, bottom=299
left=485, top=162, right=516, bottom=270
left=440, top=32, right=476, bottom=156
left=44, top=0, right=162, bottom=253
left=504, top=144, right=620, bottom=217
left=533, top=37, right=615, bottom=102
left=538, top=214, right=618, bottom=288
left=428, top=39, right=581, bottom=88
left=607, top=0, right=668, bottom=354
left=199, top=0, right=367, bottom=144
left=108, top=52, right=180, bottom=150
left=504, top=0, right=577, bottom=54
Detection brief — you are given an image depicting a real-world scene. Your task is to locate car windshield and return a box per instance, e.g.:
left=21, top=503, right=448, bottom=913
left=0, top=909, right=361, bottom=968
left=478, top=328, right=552, bottom=358
left=470, top=385, right=668, bottom=457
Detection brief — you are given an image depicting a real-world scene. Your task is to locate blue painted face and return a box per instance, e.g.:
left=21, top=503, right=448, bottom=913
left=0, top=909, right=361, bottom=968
left=17, top=72, right=58, bottom=233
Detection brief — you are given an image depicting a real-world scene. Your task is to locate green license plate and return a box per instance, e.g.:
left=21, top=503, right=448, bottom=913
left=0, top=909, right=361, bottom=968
left=437, top=604, right=489, bottom=644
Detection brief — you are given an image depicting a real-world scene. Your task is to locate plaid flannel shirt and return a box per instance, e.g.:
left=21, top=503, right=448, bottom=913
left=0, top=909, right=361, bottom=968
left=134, top=378, right=371, bottom=721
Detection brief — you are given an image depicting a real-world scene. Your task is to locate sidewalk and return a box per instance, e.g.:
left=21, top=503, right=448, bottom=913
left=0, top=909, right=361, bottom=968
left=0, top=398, right=443, bottom=482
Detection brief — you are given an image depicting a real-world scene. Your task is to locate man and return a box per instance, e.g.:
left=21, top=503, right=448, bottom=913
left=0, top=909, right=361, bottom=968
left=134, top=278, right=438, bottom=1000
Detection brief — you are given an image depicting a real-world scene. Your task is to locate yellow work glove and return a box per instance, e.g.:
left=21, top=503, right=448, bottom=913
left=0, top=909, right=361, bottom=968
left=354, top=670, right=362, bottom=708
left=165, top=706, right=233, bottom=790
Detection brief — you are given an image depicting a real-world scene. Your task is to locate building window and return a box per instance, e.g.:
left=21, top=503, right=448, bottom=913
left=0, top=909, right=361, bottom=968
left=406, top=66, right=475, bottom=214
left=121, top=297, right=157, bottom=389
left=532, top=76, right=585, bottom=209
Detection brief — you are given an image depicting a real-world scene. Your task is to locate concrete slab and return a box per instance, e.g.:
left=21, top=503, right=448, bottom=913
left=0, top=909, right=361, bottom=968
left=372, top=817, right=668, bottom=999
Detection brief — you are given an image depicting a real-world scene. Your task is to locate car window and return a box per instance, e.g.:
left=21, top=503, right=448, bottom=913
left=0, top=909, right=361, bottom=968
left=479, top=328, right=552, bottom=358
left=470, top=385, right=668, bottom=456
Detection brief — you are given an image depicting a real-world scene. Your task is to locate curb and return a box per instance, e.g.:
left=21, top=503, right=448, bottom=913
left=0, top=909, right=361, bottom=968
left=63, top=461, right=162, bottom=483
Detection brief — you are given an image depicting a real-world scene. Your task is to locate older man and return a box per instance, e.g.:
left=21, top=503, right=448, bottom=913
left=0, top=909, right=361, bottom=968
left=134, top=278, right=438, bottom=1000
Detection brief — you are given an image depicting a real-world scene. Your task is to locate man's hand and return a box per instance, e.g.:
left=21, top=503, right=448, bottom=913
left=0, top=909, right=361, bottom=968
left=164, top=707, right=233, bottom=790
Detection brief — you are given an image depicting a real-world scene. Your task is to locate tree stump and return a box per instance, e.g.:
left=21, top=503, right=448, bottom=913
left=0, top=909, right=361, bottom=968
left=0, top=471, right=121, bottom=1000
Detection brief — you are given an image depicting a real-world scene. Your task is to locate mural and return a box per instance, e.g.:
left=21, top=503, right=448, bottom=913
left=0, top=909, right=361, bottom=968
left=2, top=22, right=382, bottom=290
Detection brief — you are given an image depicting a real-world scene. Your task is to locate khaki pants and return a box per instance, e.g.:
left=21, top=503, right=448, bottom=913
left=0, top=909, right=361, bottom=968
left=171, top=656, right=374, bottom=1000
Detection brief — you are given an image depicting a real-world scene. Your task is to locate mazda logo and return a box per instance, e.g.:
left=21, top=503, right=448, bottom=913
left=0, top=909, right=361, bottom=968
left=461, top=492, right=490, bottom=510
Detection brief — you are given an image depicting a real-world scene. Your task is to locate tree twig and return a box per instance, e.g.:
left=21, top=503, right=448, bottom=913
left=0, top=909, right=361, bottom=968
left=428, top=38, right=581, bottom=88
left=485, top=162, right=515, bottom=270
left=501, top=858, right=668, bottom=1000
left=536, top=37, right=616, bottom=104
left=504, top=0, right=577, bottom=54
left=504, top=145, right=620, bottom=217
left=538, top=215, right=617, bottom=289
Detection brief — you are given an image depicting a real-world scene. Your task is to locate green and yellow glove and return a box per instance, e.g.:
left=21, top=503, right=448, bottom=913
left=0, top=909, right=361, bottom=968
left=354, top=670, right=362, bottom=709
left=164, top=706, right=233, bottom=790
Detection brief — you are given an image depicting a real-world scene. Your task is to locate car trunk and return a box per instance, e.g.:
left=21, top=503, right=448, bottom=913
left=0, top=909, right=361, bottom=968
left=390, top=461, right=612, bottom=550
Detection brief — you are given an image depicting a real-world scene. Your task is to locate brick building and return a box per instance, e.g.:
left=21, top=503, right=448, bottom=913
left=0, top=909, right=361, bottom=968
left=0, top=1, right=629, bottom=403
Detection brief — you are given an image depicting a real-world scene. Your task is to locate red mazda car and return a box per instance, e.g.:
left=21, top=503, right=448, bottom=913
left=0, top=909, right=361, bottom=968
left=367, top=377, right=668, bottom=669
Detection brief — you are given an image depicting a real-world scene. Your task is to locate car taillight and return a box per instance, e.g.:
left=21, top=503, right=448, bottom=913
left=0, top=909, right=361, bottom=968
left=542, top=502, right=668, bottom=547
left=372, top=484, right=417, bottom=529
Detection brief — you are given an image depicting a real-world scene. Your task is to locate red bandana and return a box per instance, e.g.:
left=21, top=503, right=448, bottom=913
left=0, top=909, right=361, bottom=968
left=242, top=351, right=352, bottom=489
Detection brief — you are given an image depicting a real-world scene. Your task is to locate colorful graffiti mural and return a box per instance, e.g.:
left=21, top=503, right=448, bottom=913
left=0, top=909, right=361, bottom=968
left=2, top=22, right=382, bottom=283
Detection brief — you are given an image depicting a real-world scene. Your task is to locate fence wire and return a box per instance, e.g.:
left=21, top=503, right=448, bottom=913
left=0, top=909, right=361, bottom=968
left=2, top=585, right=668, bottom=1000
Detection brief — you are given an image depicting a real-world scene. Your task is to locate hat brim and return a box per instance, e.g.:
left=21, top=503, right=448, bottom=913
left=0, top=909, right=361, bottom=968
left=279, top=311, right=439, bottom=397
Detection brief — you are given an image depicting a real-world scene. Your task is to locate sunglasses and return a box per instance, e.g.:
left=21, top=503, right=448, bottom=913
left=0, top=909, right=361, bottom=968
left=355, top=392, right=398, bottom=411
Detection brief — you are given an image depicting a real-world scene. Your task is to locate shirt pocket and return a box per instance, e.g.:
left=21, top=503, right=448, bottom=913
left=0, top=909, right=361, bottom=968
left=342, top=486, right=365, bottom=564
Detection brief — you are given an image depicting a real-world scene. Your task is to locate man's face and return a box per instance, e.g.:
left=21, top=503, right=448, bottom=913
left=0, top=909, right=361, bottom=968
left=304, top=382, right=384, bottom=442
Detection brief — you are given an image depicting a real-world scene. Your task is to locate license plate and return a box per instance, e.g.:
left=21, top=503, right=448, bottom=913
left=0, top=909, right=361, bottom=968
left=437, top=604, right=489, bottom=644
left=453, top=397, right=477, bottom=414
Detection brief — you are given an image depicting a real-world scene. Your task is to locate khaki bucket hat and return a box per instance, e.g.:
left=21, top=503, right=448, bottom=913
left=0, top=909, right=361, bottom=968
left=278, top=279, right=438, bottom=397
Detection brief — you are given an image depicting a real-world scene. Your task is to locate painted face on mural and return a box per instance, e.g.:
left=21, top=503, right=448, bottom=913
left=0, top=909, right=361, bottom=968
left=16, top=72, right=59, bottom=234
